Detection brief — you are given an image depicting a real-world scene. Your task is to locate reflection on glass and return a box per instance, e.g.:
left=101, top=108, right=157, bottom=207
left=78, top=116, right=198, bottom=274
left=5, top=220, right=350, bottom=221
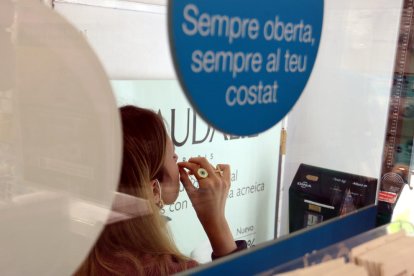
left=0, top=1, right=121, bottom=275
left=29, top=0, right=412, bottom=274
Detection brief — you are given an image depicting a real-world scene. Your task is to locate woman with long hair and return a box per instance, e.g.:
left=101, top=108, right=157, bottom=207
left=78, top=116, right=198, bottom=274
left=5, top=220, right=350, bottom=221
left=75, top=105, right=244, bottom=275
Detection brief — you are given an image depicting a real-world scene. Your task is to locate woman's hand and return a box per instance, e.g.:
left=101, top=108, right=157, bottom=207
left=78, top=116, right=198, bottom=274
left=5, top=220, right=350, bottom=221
left=178, top=157, right=229, bottom=224
left=178, top=157, right=237, bottom=257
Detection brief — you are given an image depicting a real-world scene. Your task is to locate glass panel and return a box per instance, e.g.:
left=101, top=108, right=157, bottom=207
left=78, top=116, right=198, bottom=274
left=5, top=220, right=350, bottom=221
left=0, top=1, right=122, bottom=274
left=2, top=0, right=414, bottom=274
left=52, top=0, right=405, bottom=273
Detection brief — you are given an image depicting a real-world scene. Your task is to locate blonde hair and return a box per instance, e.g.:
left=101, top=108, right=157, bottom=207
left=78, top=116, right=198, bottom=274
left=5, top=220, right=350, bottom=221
left=74, top=106, right=191, bottom=275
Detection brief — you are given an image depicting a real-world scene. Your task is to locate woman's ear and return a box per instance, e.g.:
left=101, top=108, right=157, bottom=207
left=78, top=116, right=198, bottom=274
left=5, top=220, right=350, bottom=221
left=150, top=179, right=161, bottom=205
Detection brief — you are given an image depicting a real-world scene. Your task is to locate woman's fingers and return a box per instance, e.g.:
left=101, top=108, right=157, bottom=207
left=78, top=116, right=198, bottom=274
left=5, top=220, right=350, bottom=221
left=187, top=157, right=218, bottom=177
left=215, top=164, right=231, bottom=183
left=179, top=159, right=230, bottom=181
left=178, top=159, right=219, bottom=187
left=178, top=161, right=199, bottom=175
left=179, top=166, right=197, bottom=194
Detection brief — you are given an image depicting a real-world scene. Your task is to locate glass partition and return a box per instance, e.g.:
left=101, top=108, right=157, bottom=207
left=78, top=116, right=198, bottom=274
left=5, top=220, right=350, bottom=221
left=1, top=0, right=413, bottom=274
left=54, top=0, right=410, bottom=268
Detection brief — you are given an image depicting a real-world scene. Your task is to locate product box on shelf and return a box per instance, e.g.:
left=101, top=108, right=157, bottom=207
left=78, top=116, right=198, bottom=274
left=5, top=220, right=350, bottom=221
left=289, top=164, right=378, bottom=233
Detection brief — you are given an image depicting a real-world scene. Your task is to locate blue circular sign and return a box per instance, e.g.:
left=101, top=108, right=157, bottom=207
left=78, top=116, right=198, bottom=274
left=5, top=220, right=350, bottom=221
left=169, top=0, right=323, bottom=135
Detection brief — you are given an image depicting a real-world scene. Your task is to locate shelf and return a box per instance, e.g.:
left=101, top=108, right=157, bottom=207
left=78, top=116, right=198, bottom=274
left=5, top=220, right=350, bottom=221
left=258, top=221, right=414, bottom=275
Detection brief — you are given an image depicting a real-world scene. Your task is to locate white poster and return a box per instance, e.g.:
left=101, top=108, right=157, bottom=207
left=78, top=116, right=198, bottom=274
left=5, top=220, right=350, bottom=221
left=111, top=80, right=281, bottom=258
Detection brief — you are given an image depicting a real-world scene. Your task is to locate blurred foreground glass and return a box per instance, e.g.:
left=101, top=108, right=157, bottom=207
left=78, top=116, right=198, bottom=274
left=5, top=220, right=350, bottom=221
left=0, top=1, right=122, bottom=274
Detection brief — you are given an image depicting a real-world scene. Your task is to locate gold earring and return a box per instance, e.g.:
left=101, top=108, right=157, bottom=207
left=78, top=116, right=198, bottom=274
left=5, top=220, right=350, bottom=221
left=158, top=199, right=164, bottom=209
left=155, top=179, right=164, bottom=209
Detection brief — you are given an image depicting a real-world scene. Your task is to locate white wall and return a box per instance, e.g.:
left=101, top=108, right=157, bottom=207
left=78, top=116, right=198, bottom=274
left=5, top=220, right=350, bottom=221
left=278, top=0, right=403, bottom=235
left=55, top=0, right=174, bottom=79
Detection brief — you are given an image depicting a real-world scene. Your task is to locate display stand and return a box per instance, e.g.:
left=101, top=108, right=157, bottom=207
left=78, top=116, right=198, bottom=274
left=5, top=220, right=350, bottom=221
left=289, top=164, right=378, bottom=233
left=258, top=220, right=413, bottom=275
left=183, top=206, right=377, bottom=275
